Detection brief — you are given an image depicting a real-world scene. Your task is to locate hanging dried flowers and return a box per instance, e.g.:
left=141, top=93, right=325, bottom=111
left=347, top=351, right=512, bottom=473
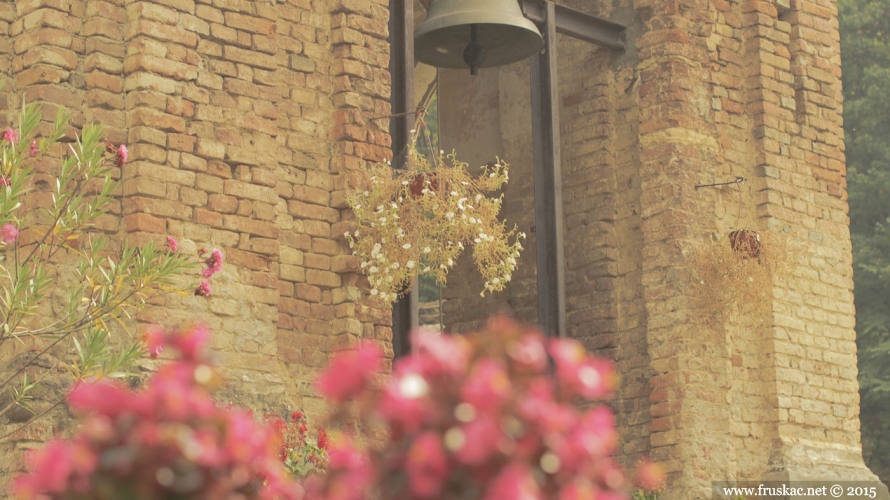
left=345, top=130, right=525, bottom=305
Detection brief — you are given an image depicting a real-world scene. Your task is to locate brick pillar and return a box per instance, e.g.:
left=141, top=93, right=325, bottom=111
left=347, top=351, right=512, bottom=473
left=634, top=0, right=735, bottom=495
left=327, top=0, right=393, bottom=369
left=747, top=0, right=886, bottom=490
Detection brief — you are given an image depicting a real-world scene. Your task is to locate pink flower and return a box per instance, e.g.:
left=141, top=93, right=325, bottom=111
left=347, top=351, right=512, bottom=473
left=483, top=463, right=541, bottom=500
left=460, top=359, right=511, bottom=415
left=4, top=127, right=19, bottom=144
left=117, top=144, right=128, bottom=166
left=315, top=342, right=382, bottom=402
left=406, top=432, right=449, bottom=498
left=202, top=248, right=224, bottom=277
left=556, top=406, right=618, bottom=471
left=325, top=440, right=373, bottom=500
left=195, top=280, right=211, bottom=296
left=0, top=177, right=9, bottom=187
left=291, top=410, right=303, bottom=421
left=143, top=327, right=166, bottom=358
left=378, top=371, right=435, bottom=433
left=1, top=223, right=19, bottom=243
left=506, top=333, right=548, bottom=373
left=68, top=381, right=134, bottom=418
left=548, top=337, right=586, bottom=368
left=18, top=441, right=74, bottom=494
left=558, top=478, right=597, bottom=500
left=571, top=358, right=617, bottom=400
left=171, top=324, right=210, bottom=359
left=29, top=140, right=38, bottom=157
left=166, top=235, right=178, bottom=252
left=454, top=414, right=502, bottom=465
left=410, top=329, right=471, bottom=376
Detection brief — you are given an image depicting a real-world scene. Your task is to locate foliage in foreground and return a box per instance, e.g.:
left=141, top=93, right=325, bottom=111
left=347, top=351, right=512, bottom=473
left=308, top=316, right=665, bottom=500
left=0, top=102, right=222, bottom=438
left=12, top=325, right=303, bottom=500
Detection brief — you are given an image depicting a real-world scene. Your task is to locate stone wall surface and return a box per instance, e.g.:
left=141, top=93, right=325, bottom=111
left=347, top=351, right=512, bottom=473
left=0, top=0, right=393, bottom=495
left=439, top=0, right=884, bottom=497
left=0, top=0, right=883, bottom=498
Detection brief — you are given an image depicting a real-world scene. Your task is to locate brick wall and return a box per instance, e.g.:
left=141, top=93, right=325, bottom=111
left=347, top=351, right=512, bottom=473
left=0, top=0, right=392, bottom=494
left=0, top=0, right=882, bottom=498
left=438, top=0, right=883, bottom=497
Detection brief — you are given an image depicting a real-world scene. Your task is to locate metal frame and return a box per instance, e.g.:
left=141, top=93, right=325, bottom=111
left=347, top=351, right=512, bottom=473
left=530, top=1, right=566, bottom=338
left=390, top=0, right=627, bottom=349
left=521, top=0, right=625, bottom=50
left=390, top=0, right=417, bottom=358
left=526, top=1, right=624, bottom=338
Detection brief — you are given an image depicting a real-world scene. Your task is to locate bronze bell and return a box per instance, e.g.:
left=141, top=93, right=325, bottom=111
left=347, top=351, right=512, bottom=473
left=414, top=0, right=545, bottom=75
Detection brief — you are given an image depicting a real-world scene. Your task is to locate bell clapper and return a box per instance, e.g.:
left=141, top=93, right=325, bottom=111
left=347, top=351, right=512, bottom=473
left=463, top=24, right=485, bottom=75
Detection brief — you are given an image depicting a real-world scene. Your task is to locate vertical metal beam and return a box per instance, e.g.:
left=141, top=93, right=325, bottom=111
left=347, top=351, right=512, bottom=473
left=530, top=1, right=566, bottom=338
left=389, top=0, right=416, bottom=357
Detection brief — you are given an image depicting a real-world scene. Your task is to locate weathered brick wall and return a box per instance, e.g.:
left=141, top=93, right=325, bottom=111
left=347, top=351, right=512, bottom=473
left=438, top=0, right=883, bottom=497
left=0, top=0, right=882, bottom=498
left=0, top=0, right=393, bottom=494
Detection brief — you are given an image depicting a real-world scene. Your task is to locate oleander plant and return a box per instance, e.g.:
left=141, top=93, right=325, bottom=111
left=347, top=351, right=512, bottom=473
left=0, top=101, right=221, bottom=438
left=307, top=315, right=665, bottom=500
left=12, top=325, right=303, bottom=500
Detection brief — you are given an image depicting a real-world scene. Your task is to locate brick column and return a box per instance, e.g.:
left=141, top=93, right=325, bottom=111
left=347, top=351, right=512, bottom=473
left=633, top=0, right=735, bottom=495
left=746, top=0, right=886, bottom=490
left=327, top=0, right=393, bottom=369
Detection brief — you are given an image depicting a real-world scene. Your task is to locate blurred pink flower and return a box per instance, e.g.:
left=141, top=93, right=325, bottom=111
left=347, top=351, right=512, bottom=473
left=1, top=223, right=19, bottom=243
left=572, top=358, right=617, bottom=400
left=29, top=139, right=38, bottom=157
left=166, top=235, right=178, bottom=252
left=0, top=177, right=9, bottom=187
left=117, top=144, right=128, bottom=166
left=67, top=381, right=134, bottom=418
left=460, top=359, right=511, bottom=415
left=196, top=280, right=212, bottom=296
left=406, top=432, right=449, bottom=498
left=558, top=478, right=597, bottom=500
left=506, top=333, right=548, bottom=373
left=19, top=441, right=72, bottom=493
left=4, top=127, right=19, bottom=144
left=483, top=463, right=541, bottom=500
left=16, top=326, right=303, bottom=500
left=548, top=337, right=586, bottom=368
left=171, top=324, right=210, bottom=359
left=556, top=405, right=618, bottom=471
left=324, top=440, right=373, bottom=500
left=411, top=329, right=471, bottom=376
left=143, top=327, right=166, bottom=358
left=455, top=414, right=502, bottom=466
left=315, top=342, right=382, bottom=402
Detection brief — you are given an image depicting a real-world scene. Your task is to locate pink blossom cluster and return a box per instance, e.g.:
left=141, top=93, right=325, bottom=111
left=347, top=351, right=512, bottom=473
left=4, top=127, right=19, bottom=144
left=202, top=248, right=224, bottom=278
left=13, top=325, right=304, bottom=500
left=308, top=316, right=663, bottom=500
left=161, top=239, right=222, bottom=297
left=0, top=223, right=19, bottom=244
left=195, top=247, right=224, bottom=297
